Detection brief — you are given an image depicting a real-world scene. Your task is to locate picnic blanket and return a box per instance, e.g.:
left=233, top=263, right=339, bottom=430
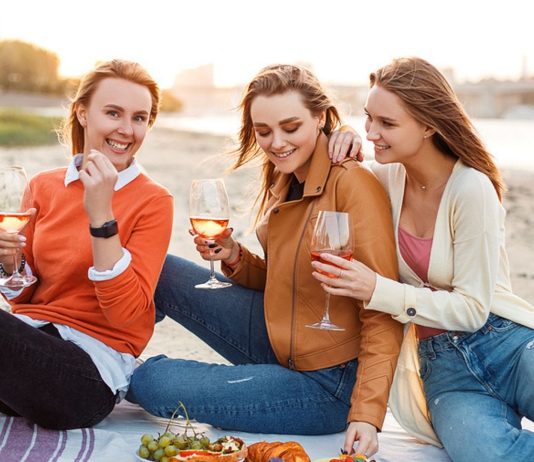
left=1, top=402, right=533, bottom=461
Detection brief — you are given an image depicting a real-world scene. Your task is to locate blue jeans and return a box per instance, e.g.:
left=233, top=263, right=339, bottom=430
left=418, top=313, right=534, bottom=462
left=127, top=255, right=357, bottom=434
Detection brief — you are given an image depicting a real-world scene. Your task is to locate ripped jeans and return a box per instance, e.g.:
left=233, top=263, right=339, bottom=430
left=127, top=255, right=357, bottom=434
left=419, top=313, right=534, bottom=462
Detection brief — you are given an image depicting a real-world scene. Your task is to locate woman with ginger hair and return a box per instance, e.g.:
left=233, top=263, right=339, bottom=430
left=318, top=57, right=534, bottom=461
left=0, top=59, right=173, bottom=430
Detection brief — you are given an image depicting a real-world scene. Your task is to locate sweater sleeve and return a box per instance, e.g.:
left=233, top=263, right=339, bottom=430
left=367, top=170, right=501, bottom=331
left=337, top=166, right=404, bottom=430
left=94, top=194, right=173, bottom=326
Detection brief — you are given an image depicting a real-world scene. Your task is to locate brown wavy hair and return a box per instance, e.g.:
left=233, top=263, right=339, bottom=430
left=232, top=64, right=341, bottom=219
left=370, top=57, right=504, bottom=201
left=60, top=59, right=160, bottom=155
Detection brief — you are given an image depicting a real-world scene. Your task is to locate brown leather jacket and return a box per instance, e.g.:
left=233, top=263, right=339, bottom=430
left=222, top=134, right=403, bottom=429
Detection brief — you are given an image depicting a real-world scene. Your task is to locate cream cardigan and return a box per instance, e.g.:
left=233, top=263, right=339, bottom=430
left=366, top=159, right=534, bottom=446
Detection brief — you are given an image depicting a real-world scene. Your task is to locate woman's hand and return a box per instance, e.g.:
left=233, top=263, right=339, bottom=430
left=78, top=150, right=118, bottom=225
left=0, top=208, right=36, bottom=271
left=344, top=421, right=378, bottom=458
left=192, top=228, right=239, bottom=264
left=328, top=128, right=363, bottom=164
left=0, top=232, right=25, bottom=270
left=311, top=253, right=377, bottom=302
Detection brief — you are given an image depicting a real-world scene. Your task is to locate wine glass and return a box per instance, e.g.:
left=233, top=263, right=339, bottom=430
left=0, top=166, right=37, bottom=289
left=307, top=211, right=352, bottom=331
left=189, top=178, right=232, bottom=289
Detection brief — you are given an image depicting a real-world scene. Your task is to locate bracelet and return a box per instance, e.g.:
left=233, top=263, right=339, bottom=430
left=224, top=244, right=242, bottom=268
left=0, top=254, right=26, bottom=278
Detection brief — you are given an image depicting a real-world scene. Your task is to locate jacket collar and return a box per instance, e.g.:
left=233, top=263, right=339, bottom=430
left=269, top=133, right=331, bottom=199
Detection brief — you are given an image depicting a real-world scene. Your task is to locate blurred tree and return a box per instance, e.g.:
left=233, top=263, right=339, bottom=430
left=0, top=40, right=61, bottom=93
left=160, top=89, right=183, bottom=113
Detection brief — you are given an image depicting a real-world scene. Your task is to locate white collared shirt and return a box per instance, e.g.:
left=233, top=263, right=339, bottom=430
left=5, top=155, right=146, bottom=399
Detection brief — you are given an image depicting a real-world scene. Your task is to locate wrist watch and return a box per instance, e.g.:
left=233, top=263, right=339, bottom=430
left=89, top=219, right=119, bottom=238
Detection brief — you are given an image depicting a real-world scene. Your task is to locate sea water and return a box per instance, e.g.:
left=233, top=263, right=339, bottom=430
left=157, top=114, right=534, bottom=171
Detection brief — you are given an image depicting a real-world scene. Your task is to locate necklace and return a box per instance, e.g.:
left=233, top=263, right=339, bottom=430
left=413, top=177, right=450, bottom=193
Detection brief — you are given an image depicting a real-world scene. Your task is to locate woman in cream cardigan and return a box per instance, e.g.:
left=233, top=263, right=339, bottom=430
left=315, top=57, right=534, bottom=462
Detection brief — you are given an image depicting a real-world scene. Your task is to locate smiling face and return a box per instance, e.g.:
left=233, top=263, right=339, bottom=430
left=76, top=77, right=152, bottom=171
left=250, top=90, right=325, bottom=182
left=364, top=85, right=429, bottom=165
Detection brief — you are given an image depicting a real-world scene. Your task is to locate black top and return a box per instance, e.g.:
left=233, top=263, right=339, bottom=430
left=285, top=175, right=304, bottom=202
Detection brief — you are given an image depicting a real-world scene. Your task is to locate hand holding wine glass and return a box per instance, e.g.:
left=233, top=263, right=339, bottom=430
left=0, top=166, right=37, bottom=289
left=307, top=211, right=352, bottom=331
left=189, top=178, right=232, bottom=289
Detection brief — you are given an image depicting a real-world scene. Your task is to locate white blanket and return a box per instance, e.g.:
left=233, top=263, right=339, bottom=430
left=1, top=402, right=533, bottom=461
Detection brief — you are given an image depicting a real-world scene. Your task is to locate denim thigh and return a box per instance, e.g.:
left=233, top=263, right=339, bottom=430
left=418, top=314, right=534, bottom=461
left=128, top=355, right=357, bottom=435
left=155, top=255, right=277, bottom=365
left=0, top=310, right=116, bottom=430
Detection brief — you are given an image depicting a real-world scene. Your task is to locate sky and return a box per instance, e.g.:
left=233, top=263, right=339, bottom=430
left=1, top=0, right=533, bottom=89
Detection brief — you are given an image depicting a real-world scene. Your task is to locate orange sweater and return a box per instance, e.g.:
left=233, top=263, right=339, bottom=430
left=12, top=167, right=173, bottom=357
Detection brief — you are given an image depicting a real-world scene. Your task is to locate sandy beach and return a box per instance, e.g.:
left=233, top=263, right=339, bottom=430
left=1, top=126, right=533, bottom=363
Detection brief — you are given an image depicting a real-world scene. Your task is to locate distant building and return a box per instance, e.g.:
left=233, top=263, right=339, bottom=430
left=171, top=64, right=241, bottom=116
left=173, top=64, right=215, bottom=88
left=171, top=64, right=534, bottom=119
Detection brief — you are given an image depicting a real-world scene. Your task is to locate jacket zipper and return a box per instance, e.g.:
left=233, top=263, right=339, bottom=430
left=288, top=203, right=315, bottom=370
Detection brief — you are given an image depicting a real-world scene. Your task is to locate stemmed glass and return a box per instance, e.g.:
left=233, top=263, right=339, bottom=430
left=0, top=166, right=37, bottom=289
left=189, top=178, right=232, bottom=289
left=307, top=211, right=352, bottom=331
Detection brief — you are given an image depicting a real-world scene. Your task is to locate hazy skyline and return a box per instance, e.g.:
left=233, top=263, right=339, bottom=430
left=1, top=0, right=533, bottom=88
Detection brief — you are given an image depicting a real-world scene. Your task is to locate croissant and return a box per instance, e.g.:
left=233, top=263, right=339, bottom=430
left=246, top=441, right=310, bottom=462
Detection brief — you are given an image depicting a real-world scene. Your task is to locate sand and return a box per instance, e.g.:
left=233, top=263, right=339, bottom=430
left=1, top=127, right=533, bottom=363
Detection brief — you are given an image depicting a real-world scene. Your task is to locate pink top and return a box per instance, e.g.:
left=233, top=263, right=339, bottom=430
left=398, top=227, right=446, bottom=339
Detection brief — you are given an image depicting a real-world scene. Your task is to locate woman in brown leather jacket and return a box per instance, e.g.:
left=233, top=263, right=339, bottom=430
left=127, top=64, right=403, bottom=458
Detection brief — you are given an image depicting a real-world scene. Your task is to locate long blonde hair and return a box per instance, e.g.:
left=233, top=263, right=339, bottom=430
left=232, top=64, right=341, bottom=219
left=370, top=57, right=504, bottom=201
left=60, top=59, right=160, bottom=155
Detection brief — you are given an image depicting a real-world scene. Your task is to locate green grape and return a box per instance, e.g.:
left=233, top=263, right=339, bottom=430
left=190, top=439, right=203, bottom=450
left=200, top=436, right=210, bottom=449
left=141, top=434, right=154, bottom=446
left=161, top=457, right=170, bottom=462
left=138, top=445, right=151, bottom=459
left=153, top=448, right=165, bottom=461
left=173, top=435, right=188, bottom=449
left=158, top=435, right=172, bottom=448
left=164, top=445, right=178, bottom=457
left=147, top=440, right=159, bottom=452
left=163, top=431, right=175, bottom=439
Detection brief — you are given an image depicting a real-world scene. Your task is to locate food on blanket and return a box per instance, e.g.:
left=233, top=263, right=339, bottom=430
left=137, top=402, right=247, bottom=462
left=169, top=436, right=247, bottom=461
left=328, top=453, right=370, bottom=462
left=246, top=441, right=310, bottom=462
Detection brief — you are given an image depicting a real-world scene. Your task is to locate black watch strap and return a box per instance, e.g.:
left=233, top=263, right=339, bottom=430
left=89, top=219, right=119, bottom=238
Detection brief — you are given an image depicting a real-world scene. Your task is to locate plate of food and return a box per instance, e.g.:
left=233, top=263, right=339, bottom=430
left=135, top=402, right=247, bottom=462
left=135, top=434, right=247, bottom=461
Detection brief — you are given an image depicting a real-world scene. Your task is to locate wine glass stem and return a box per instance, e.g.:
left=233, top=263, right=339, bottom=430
left=209, top=256, right=216, bottom=281
left=323, top=292, right=332, bottom=322
left=11, top=250, right=21, bottom=278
